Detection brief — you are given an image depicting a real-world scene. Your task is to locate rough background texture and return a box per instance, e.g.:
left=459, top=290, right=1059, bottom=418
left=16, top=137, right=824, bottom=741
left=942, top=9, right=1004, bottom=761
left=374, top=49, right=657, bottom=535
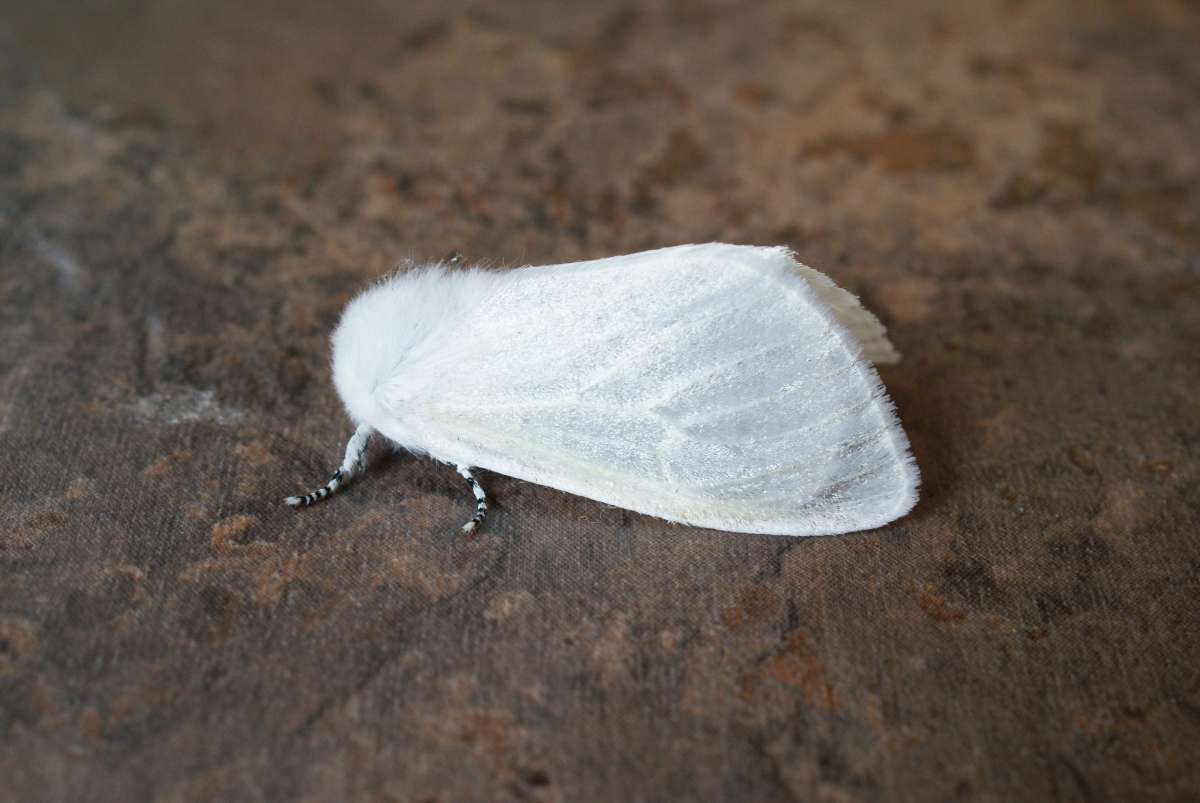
left=2, top=0, right=1199, bottom=801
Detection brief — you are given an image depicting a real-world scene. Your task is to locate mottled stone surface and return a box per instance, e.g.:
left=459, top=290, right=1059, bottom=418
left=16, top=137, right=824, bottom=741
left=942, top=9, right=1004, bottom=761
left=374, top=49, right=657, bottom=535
left=1, top=0, right=1199, bottom=800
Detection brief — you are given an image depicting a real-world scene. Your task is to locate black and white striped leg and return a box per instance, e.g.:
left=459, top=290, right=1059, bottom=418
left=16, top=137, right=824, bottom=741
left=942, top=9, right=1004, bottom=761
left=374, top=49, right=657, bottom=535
left=285, top=468, right=346, bottom=508
left=456, top=465, right=487, bottom=533
left=285, top=424, right=373, bottom=508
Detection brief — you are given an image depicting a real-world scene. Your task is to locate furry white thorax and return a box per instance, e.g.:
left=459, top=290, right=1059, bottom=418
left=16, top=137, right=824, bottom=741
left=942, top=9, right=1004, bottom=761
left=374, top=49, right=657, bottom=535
left=331, top=263, right=503, bottom=452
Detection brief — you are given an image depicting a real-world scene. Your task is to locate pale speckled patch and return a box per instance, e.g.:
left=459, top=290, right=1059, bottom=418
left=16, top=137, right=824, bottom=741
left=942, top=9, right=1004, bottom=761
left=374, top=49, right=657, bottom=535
left=131, top=388, right=245, bottom=426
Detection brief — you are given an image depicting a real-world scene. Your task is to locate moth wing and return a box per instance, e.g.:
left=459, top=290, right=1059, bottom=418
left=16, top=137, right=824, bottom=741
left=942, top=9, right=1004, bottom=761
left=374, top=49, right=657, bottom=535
left=791, top=263, right=899, bottom=365
left=382, top=244, right=918, bottom=536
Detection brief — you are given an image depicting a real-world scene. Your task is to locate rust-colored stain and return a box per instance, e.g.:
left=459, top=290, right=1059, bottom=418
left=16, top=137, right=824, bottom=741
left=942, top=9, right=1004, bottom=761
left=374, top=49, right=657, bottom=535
left=209, top=514, right=268, bottom=556
left=144, top=450, right=193, bottom=477
left=64, top=476, right=96, bottom=501
left=78, top=705, right=103, bottom=743
left=1066, top=447, right=1100, bottom=477
left=8, top=509, right=68, bottom=550
left=457, top=711, right=515, bottom=769
left=1072, top=709, right=1173, bottom=777
left=732, top=81, right=777, bottom=108
left=232, top=440, right=274, bottom=465
left=35, top=507, right=69, bottom=528
left=639, top=129, right=709, bottom=187
left=720, top=585, right=783, bottom=631
left=914, top=583, right=967, bottom=623
left=0, top=617, right=37, bottom=677
left=1036, top=122, right=1103, bottom=193
left=588, top=613, right=634, bottom=686
left=251, top=554, right=299, bottom=608
left=1141, top=459, right=1174, bottom=476
left=751, top=631, right=839, bottom=712
left=484, top=590, right=535, bottom=624
left=803, top=126, right=976, bottom=173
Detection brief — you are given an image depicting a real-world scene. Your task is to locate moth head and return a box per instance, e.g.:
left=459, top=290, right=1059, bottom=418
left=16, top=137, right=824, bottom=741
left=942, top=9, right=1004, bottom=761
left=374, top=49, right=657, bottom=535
left=330, top=275, right=422, bottom=428
left=330, top=265, right=478, bottom=432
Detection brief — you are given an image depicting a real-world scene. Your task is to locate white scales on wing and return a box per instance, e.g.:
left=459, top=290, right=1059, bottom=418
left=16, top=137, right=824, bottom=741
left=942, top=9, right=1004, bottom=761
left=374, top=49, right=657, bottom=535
left=362, top=244, right=918, bottom=536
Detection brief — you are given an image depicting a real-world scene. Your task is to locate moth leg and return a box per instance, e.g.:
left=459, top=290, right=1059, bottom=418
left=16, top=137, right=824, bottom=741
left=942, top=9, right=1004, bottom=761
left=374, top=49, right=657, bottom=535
left=456, top=465, right=487, bottom=533
left=285, top=423, right=373, bottom=508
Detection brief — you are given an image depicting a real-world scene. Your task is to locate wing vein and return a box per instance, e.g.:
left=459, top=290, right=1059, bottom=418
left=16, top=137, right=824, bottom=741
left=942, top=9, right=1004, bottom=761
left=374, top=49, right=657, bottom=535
left=573, top=294, right=780, bottom=398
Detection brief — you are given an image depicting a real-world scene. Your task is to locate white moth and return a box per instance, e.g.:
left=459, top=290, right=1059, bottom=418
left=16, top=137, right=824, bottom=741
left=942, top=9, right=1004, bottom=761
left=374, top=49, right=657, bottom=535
left=286, top=243, right=919, bottom=536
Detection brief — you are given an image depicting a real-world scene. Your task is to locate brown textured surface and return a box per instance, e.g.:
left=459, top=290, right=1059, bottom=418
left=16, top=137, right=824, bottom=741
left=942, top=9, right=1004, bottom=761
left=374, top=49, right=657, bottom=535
left=2, top=0, right=1199, bottom=800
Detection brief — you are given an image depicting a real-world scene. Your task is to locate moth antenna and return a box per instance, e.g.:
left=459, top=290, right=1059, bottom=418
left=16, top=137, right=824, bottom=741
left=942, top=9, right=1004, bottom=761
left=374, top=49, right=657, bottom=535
left=456, top=465, right=488, bottom=533
left=285, top=424, right=373, bottom=509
